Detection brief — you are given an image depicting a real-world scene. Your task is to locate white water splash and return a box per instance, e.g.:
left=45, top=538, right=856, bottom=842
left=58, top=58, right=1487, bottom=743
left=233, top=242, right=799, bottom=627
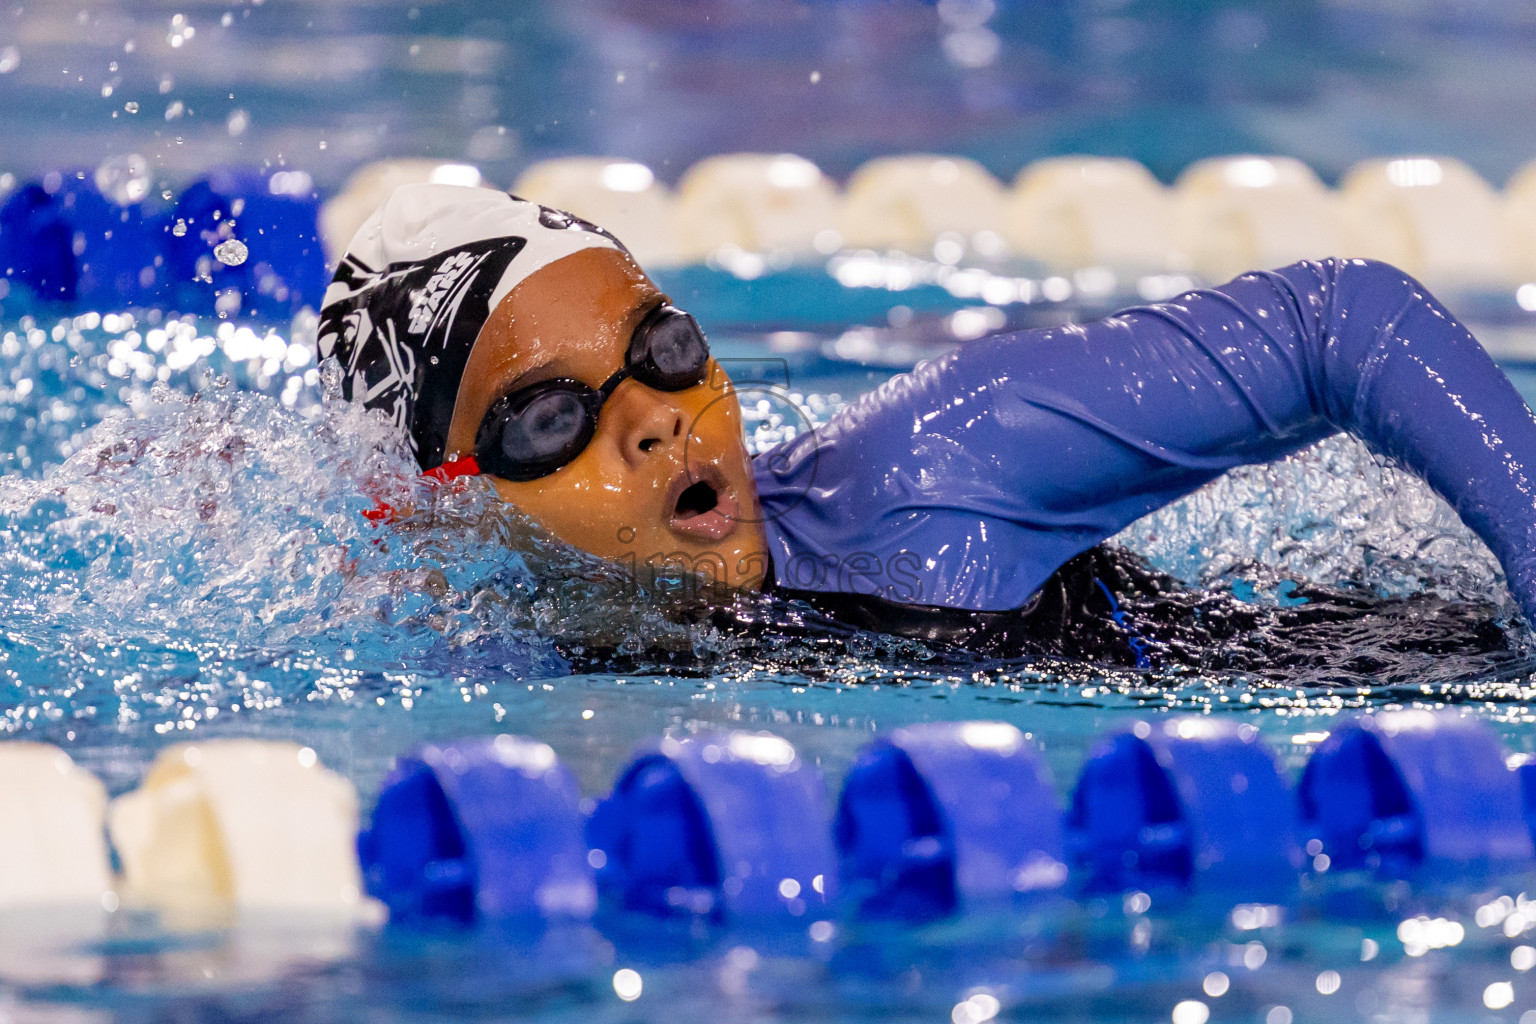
left=1118, top=434, right=1509, bottom=611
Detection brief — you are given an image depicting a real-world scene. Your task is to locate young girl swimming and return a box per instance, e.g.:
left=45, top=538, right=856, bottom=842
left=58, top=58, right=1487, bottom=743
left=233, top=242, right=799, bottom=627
left=318, top=183, right=1536, bottom=673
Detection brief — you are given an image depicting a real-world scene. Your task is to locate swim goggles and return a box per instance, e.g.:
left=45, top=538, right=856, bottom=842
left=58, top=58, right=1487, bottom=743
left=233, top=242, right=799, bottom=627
left=459, top=302, right=712, bottom=482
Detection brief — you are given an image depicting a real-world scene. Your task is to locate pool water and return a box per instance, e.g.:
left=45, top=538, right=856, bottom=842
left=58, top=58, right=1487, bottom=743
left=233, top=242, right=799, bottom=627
left=1, top=266, right=1535, bottom=1023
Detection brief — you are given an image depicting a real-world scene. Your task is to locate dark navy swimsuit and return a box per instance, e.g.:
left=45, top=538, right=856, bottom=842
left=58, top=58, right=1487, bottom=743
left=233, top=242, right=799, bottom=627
left=751, top=259, right=1536, bottom=664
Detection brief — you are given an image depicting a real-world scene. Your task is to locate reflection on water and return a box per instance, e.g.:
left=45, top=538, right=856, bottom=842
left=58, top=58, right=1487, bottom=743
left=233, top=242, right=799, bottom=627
left=2, top=882, right=1536, bottom=1023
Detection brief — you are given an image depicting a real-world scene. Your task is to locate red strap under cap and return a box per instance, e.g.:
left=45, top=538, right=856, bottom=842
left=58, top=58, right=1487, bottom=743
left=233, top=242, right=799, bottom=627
left=424, top=455, right=482, bottom=482
left=363, top=456, right=483, bottom=524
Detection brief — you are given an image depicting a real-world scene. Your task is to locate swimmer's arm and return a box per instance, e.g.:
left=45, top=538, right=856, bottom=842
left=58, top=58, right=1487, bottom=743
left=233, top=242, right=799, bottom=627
left=969, top=258, right=1536, bottom=620
left=1270, top=258, right=1536, bottom=620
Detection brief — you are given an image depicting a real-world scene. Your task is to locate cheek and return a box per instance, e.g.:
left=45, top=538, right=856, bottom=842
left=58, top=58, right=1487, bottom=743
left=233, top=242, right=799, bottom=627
left=490, top=455, right=670, bottom=544
left=492, top=478, right=615, bottom=557
left=492, top=471, right=627, bottom=528
left=681, top=392, right=750, bottom=461
left=492, top=474, right=678, bottom=562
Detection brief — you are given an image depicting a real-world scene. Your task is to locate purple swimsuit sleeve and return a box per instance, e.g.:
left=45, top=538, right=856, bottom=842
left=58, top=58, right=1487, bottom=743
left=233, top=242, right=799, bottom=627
left=753, top=259, right=1536, bottom=620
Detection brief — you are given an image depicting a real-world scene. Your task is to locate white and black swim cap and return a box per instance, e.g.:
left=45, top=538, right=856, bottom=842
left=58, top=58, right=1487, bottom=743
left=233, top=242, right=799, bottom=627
left=317, top=183, right=625, bottom=469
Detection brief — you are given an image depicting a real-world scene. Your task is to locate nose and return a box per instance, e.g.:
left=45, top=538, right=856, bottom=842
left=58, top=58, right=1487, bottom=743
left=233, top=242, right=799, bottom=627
left=606, top=380, right=686, bottom=469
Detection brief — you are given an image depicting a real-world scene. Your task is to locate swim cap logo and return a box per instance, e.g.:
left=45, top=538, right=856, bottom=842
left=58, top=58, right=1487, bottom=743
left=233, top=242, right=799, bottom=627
left=408, top=249, right=482, bottom=336
left=317, top=236, right=526, bottom=467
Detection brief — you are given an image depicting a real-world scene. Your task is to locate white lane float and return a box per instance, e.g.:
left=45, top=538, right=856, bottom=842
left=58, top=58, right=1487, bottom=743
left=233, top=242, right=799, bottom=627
left=840, top=154, right=1009, bottom=260
left=108, top=739, right=362, bottom=913
left=672, top=153, right=843, bottom=266
left=1500, top=158, right=1536, bottom=288
left=1173, top=155, right=1344, bottom=283
left=511, top=158, right=681, bottom=269
left=1004, top=156, right=1179, bottom=277
left=1339, top=155, right=1512, bottom=293
left=0, top=743, right=113, bottom=908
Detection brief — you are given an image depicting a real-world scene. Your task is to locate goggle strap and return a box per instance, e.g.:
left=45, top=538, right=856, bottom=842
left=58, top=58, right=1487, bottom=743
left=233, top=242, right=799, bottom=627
left=426, top=455, right=483, bottom=482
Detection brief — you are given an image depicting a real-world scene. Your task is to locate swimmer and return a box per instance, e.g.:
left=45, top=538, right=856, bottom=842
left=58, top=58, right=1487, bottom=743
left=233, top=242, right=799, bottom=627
left=319, top=183, right=1536, bottom=673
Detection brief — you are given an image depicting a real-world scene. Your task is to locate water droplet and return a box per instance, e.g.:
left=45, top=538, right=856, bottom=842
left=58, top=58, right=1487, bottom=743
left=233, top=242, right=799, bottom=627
left=123, top=101, right=139, bottom=114
left=94, top=153, right=150, bottom=204
left=172, top=220, right=187, bottom=237
left=214, top=239, right=248, bottom=267
left=214, top=287, right=242, bottom=316
left=0, top=47, right=19, bottom=75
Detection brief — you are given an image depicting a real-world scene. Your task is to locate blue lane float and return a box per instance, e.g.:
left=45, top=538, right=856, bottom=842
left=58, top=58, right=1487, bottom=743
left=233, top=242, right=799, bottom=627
left=586, top=732, right=837, bottom=921
left=1069, top=717, right=1301, bottom=896
left=166, top=167, right=328, bottom=318
left=0, top=165, right=326, bottom=314
left=0, top=172, right=163, bottom=307
left=1520, top=757, right=1536, bottom=846
left=1298, top=710, right=1535, bottom=874
left=357, top=736, right=595, bottom=925
left=835, top=721, right=1065, bottom=917
left=0, top=184, right=74, bottom=302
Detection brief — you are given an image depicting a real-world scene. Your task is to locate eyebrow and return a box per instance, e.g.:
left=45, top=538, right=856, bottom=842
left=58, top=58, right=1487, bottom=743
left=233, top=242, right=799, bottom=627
left=486, top=293, right=668, bottom=404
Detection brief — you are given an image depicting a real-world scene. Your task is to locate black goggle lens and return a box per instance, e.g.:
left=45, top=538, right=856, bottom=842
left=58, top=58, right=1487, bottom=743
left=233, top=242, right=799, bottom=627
left=630, top=305, right=710, bottom=390
left=503, top=387, right=592, bottom=457
left=475, top=304, right=709, bottom=482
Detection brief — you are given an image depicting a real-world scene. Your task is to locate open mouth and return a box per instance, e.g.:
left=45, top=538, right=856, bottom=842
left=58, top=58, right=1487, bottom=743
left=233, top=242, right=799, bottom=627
left=665, top=468, right=739, bottom=542
left=674, top=480, right=719, bottom=518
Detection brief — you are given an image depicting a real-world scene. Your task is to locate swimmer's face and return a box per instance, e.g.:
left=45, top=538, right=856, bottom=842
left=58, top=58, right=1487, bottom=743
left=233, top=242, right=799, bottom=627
left=446, top=246, right=769, bottom=591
